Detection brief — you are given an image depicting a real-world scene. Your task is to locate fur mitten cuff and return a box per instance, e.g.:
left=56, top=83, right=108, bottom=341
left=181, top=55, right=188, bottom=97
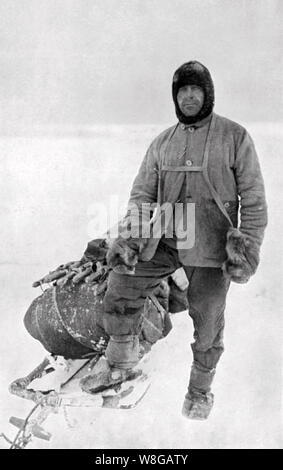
left=106, top=237, right=147, bottom=275
left=222, top=228, right=259, bottom=284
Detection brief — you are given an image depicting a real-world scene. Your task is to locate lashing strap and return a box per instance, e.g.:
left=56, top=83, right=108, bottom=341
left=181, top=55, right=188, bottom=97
left=161, top=114, right=234, bottom=228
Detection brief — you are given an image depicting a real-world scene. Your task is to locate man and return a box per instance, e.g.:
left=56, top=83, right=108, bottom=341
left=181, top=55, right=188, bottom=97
left=85, top=61, right=268, bottom=419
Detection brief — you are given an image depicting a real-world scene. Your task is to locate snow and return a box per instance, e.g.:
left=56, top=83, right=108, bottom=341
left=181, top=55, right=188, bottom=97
left=0, top=123, right=282, bottom=449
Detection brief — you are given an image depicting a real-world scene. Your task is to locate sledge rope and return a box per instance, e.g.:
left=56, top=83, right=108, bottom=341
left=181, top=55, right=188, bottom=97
left=8, top=402, right=41, bottom=449
left=0, top=432, right=16, bottom=447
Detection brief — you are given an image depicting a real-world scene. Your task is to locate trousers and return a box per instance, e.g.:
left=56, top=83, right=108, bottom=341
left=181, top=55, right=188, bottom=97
left=103, top=239, right=230, bottom=371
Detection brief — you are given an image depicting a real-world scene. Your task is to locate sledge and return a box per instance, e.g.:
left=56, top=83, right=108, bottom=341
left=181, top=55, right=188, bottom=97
left=3, top=237, right=187, bottom=449
left=7, top=352, right=152, bottom=449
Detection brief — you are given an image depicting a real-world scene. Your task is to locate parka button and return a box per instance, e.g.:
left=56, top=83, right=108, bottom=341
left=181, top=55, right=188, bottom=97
left=224, top=202, right=230, bottom=208
left=188, top=127, right=195, bottom=133
left=181, top=124, right=185, bottom=130
left=186, top=160, right=193, bottom=166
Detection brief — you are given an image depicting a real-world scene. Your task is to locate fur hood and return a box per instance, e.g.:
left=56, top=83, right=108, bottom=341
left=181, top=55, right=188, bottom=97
left=172, top=60, right=215, bottom=125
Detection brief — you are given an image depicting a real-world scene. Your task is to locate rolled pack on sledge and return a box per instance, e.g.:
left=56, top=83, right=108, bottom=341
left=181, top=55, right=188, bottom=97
left=24, top=277, right=171, bottom=360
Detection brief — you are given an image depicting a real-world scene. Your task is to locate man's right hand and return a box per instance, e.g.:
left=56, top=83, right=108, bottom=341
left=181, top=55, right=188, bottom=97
left=106, top=237, right=147, bottom=275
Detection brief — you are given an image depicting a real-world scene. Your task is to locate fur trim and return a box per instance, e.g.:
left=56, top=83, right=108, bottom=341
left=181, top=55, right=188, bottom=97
left=172, top=60, right=214, bottom=125
left=83, top=238, right=108, bottom=261
left=222, top=228, right=255, bottom=283
left=106, top=237, right=147, bottom=275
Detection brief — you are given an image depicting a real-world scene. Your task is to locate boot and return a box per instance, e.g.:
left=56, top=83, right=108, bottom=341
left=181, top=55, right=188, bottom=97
left=80, top=358, right=142, bottom=394
left=80, top=334, right=141, bottom=394
left=182, top=390, right=214, bottom=420
left=182, top=363, right=216, bottom=420
left=106, top=334, right=140, bottom=369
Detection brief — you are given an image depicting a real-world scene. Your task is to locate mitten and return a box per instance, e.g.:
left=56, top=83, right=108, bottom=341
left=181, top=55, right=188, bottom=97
left=222, top=228, right=259, bottom=284
left=106, top=237, right=147, bottom=274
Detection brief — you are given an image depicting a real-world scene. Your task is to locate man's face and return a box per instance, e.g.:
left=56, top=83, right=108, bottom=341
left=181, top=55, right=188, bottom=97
left=177, top=85, right=204, bottom=117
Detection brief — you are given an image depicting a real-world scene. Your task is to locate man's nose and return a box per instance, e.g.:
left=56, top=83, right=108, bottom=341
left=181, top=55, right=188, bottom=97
left=186, top=87, right=194, bottom=99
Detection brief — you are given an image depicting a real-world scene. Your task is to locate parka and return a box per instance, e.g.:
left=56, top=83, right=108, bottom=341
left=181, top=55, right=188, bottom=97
left=125, top=112, right=268, bottom=269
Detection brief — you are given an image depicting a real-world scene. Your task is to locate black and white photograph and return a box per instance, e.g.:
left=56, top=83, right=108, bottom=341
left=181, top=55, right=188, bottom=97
left=0, top=0, right=282, bottom=450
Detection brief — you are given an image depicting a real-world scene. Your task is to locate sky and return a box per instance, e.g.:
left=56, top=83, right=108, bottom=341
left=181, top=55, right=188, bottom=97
left=0, top=0, right=282, bottom=131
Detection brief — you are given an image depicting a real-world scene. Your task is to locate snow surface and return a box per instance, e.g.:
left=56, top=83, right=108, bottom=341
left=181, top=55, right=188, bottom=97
left=0, top=123, right=282, bottom=449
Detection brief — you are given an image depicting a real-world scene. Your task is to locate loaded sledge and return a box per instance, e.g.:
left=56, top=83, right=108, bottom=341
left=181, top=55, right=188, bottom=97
left=4, top=238, right=185, bottom=448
